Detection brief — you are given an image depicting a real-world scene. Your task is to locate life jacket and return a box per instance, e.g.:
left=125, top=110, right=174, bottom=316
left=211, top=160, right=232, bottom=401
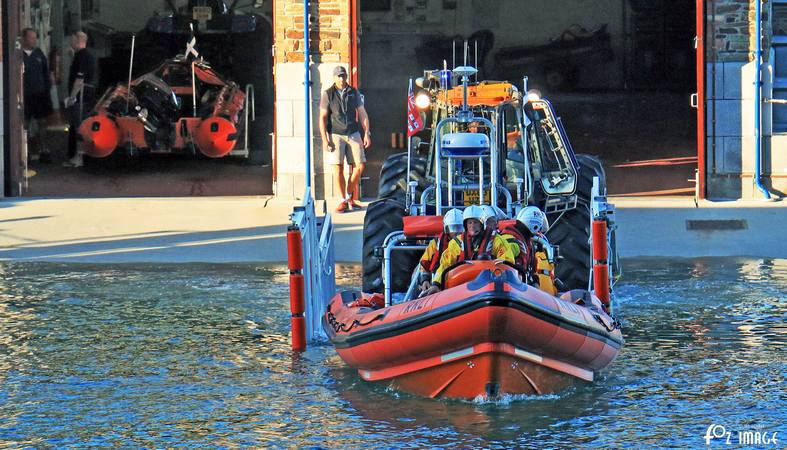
left=459, top=232, right=484, bottom=262
left=424, top=233, right=452, bottom=273
left=499, top=222, right=534, bottom=270
left=476, top=227, right=496, bottom=260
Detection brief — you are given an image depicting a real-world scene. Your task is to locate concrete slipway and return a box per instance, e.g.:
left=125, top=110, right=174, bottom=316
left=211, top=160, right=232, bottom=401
left=0, top=196, right=785, bottom=263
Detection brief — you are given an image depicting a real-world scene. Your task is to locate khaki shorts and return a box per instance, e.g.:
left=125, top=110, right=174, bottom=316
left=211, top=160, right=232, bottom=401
left=325, top=132, right=366, bottom=165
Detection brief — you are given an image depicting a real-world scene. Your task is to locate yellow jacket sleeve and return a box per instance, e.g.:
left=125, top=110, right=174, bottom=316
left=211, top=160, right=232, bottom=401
left=431, top=238, right=463, bottom=286
left=501, top=234, right=521, bottom=259
left=419, top=239, right=438, bottom=272
left=492, top=234, right=516, bottom=263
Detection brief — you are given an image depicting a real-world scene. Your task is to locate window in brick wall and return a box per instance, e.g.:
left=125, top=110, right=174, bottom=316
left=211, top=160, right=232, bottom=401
left=361, top=0, right=392, bottom=12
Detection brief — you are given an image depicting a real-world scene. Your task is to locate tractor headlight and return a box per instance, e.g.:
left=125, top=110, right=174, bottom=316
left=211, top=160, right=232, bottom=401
left=415, top=92, right=431, bottom=109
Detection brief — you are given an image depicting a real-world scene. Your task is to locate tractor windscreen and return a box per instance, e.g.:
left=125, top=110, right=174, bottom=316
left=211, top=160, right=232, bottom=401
left=525, top=99, right=577, bottom=196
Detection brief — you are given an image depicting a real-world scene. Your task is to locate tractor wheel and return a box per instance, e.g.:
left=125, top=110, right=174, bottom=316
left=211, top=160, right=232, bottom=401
left=547, top=200, right=591, bottom=291
left=362, top=198, right=421, bottom=294
left=377, top=152, right=429, bottom=201
left=575, top=153, right=606, bottom=203
left=547, top=154, right=606, bottom=291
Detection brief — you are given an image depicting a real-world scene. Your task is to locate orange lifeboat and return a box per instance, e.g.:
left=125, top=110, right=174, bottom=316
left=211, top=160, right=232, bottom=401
left=323, top=261, right=622, bottom=400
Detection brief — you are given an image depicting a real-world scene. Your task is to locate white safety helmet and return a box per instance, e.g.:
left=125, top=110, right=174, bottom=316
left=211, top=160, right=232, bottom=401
left=479, top=205, right=497, bottom=225
left=516, top=206, right=549, bottom=234
left=462, top=205, right=484, bottom=228
left=443, top=208, right=464, bottom=234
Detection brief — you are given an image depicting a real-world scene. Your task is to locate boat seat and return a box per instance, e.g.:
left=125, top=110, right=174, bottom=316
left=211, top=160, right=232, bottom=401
left=403, top=215, right=444, bottom=238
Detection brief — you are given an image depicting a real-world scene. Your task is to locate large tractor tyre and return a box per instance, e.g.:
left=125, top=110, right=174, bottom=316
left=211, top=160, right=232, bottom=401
left=547, top=155, right=606, bottom=291
left=377, top=153, right=429, bottom=201
left=362, top=198, right=421, bottom=294
left=575, top=154, right=606, bottom=204
left=547, top=201, right=592, bottom=291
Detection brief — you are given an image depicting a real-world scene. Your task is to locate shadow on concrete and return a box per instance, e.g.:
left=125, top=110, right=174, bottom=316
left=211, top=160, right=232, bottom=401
left=0, top=215, right=52, bottom=224
left=0, top=222, right=365, bottom=263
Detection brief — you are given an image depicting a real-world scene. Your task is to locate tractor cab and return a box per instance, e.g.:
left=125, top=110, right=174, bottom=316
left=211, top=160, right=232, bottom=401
left=407, top=66, right=580, bottom=219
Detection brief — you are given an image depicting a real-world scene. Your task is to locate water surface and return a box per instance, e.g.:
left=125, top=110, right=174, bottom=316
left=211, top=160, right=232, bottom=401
left=0, top=259, right=784, bottom=448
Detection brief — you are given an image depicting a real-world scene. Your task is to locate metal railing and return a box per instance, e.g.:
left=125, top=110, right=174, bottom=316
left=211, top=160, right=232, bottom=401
left=289, top=192, right=336, bottom=344
left=230, top=84, right=256, bottom=157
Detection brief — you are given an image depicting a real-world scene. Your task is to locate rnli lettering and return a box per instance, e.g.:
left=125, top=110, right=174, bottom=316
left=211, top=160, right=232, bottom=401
left=402, top=298, right=430, bottom=314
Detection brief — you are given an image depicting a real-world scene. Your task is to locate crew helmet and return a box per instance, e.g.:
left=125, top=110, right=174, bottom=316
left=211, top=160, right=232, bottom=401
left=462, top=205, right=484, bottom=227
left=479, top=205, right=498, bottom=225
left=443, top=208, right=464, bottom=233
left=516, top=206, right=549, bottom=234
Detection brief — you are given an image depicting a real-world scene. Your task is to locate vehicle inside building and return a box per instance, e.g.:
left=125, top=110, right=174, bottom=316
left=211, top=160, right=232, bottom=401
left=12, top=0, right=274, bottom=197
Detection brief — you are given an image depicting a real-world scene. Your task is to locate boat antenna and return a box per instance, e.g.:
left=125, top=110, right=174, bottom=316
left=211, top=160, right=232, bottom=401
left=452, top=40, right=456, bottom=69
left=126, top=33, right=136, bottom=114
left=474, top=40, right=478, bottom=81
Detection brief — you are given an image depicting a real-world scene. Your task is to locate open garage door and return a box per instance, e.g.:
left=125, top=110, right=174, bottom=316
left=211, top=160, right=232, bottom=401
left=359, top=0, right=698, bottom=198
left=9, top=0, right=274, bottom=197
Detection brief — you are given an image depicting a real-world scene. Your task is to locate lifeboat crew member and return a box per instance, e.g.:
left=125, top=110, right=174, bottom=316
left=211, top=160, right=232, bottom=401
left=424, top=205, right=515, bottom=295
left=477, top=204, right=504, bottom=260
left=416, top=208, right=464, bottom=294
left=511, top=206, right=560, bottom=293
left=498, top=207, right=537, bottom=280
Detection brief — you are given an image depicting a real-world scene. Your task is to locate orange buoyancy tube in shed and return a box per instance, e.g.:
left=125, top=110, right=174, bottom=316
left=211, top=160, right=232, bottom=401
left=78, top=114, right=120, bottom=158
left=195, top=116, right=238, bottom=158
left=195, top=85, right=245, bottom=157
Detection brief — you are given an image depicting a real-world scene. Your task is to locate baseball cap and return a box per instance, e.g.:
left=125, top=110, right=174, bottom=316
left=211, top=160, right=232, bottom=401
left=333, top=66, right=348, bottom=77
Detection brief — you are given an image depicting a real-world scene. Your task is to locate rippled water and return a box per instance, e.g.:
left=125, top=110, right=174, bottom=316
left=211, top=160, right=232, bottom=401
left=0, top=259, right=784, bottom=448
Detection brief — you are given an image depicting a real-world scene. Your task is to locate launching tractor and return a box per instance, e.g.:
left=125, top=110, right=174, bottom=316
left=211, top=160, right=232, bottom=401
left=362, top=65, right=619, bottom=299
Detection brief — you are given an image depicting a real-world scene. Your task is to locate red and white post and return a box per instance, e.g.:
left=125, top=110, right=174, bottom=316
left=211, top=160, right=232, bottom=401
left=287, top=226, right=306, bottom=351
left=592, top=219, right=610, bottom=311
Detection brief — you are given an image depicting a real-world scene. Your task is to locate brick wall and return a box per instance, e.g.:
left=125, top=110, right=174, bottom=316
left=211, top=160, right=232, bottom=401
left=709, top=0, right=759, bottom=62
left=275, top=0, right=350, bottom=64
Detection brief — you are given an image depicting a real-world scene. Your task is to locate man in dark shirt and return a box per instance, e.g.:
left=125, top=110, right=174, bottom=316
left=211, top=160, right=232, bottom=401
left=63, top=31, right=98, bottom=168
left=21, top=28, right=52, bottom=163
left=319, top=66, right=372, bottom=213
